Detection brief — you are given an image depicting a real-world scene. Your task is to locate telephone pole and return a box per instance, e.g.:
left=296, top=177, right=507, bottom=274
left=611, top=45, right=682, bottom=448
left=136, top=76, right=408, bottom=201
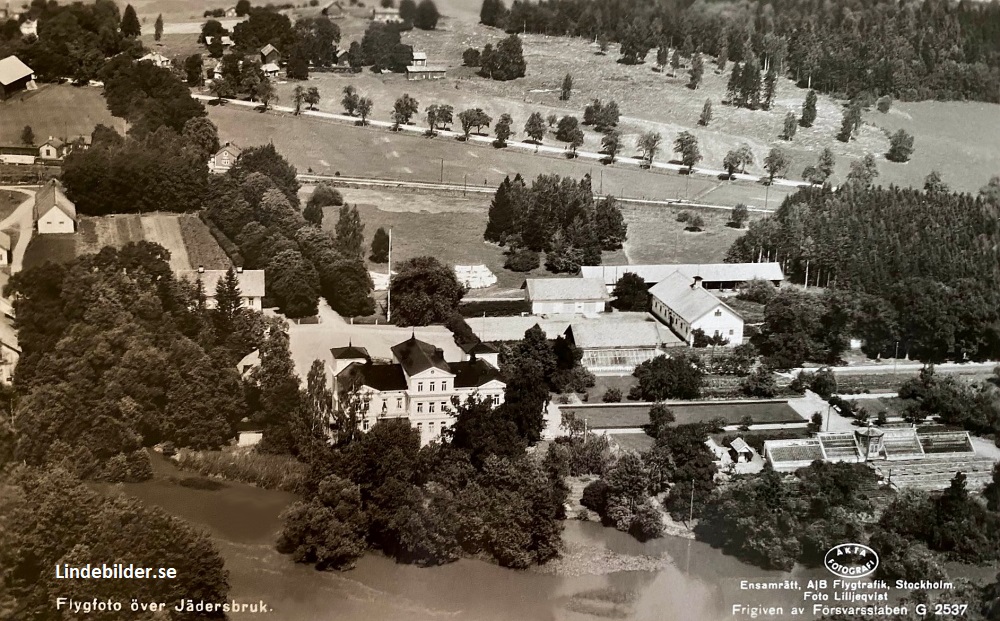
left=386, top=226, right=392, bottom=322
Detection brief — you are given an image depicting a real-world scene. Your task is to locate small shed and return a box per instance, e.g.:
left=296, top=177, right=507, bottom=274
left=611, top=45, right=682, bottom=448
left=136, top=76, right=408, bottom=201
left=260, top=44, right=280, bottom=65
left=729, top=437, right=754, bottom=463
left=0, top=55, right=34, bottom=99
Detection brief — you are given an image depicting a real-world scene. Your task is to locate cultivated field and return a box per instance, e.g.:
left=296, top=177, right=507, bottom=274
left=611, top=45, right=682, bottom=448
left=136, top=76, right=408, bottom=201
left=0, top=84, right=121, bottom=146
left=564, top=401, right=805, bottom=429
left=25, top=213, right=230, bottom=272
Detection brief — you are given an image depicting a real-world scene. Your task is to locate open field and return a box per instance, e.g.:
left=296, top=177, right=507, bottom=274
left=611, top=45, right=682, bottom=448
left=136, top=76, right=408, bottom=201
left=0, top=84, right=121, bottom=146
left=140, top=33, right=206, bottom=63
left=621, top=203, right=756, bottom=264
left=0, top=191, right=23, bottom=222
left=25, top=213, right=228, bottom=272
left=866, top=101, right=1000, bottom=193
left=563, top=401, right=804, bottom=429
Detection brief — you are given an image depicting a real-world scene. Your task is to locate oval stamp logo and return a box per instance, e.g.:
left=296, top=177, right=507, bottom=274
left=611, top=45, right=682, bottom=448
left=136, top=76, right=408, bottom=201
left=824, top=543, right=879, bottom=579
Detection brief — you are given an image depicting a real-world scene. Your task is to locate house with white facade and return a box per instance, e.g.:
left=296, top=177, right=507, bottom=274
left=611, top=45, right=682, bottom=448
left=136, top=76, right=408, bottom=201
left=176, top=267, right=265, bottom=311
left=34, top=180, right=77, bottom=234
left=336, top=335, right=506, bottom=445
left=649, top=272, right=744, bottom=347
left=371, top=6, right=400, bottom=22
left=523, top=278, right=609, bottom=316
left=38, top=137, right=67, bottom=160
left=138, top=52, right=171, bottom=68
left=209, top=143, right=241, bottom=173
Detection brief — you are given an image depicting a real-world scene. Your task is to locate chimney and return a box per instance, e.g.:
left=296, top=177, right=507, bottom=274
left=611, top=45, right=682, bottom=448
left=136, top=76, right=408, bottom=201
left=236, top=266, right=243, bottom=273
left=691, top=276, right=703, bottom=289
left=434, top=347, right=444, bottom=358
left=197, top=265, right=205, bottom=273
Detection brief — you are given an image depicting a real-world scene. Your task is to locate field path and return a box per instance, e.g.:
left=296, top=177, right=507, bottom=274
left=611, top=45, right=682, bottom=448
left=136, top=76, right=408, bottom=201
left=140, top=215, right=191, bottom=272
left=0, top=186, right=37, bottom=275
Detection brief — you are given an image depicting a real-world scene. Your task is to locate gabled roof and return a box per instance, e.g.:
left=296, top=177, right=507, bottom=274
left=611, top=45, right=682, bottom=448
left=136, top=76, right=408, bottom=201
left=215, top=143, right=241, bottom=158
left=730, top=437, right=753, bottom=453
left=0, top=230, right=10, bottom=251
left=261, top=62, right=280, bottom=73
left=338, top=361, right=407, bottom=392
left=649, top=272, right=741, bottom=324
left=406, top=65, right=446, bottom=73
left=138, top=52, right=169, bottom=64
left=581, top=263, right=785, bottom=286
left=331, top=343, right=371, bottom=360
left=176, top=269, right=266, bottom=298
left=461, top=340, right=498, bottom=355
left=33, top=180, right=76, bottom=223
left=392, top=335, right=452, bottom=376
left=451, top=359, right=503, bottom=388
left=41, top=137, right=65, bottom=149
left=566, top=320, right=662, bottom=349
left=523, top=277, right=610, bottom=302
left=260, top=43, right=278, bottom=55
left=0, top=55, right=32, bottom=86
left=412, top=52, right=427, bottom=61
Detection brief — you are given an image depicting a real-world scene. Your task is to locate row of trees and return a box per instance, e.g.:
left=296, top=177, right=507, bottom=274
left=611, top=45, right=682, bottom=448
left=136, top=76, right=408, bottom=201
left=727, top=182, right=1000, bottom=363
left=484, top=174, right=627, bottom=273
left=477, top=0, right=1000, bottom=103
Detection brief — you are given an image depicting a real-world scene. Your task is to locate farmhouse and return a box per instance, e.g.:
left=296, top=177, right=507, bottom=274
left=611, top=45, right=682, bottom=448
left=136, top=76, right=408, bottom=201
left=176, top=267, right=265, bottom=311
left=405, top=65, right=446, bottom=80
left=138, top=52, right=171, bottom=68
left=261, top=62, right=280, bottom=77
left=0, top=230, right=11, bottom=265
left=260, top=44, right=280, bottom=65
left=565, top=317, right=678, bottom=375
left=523, top=277, right=609, bottom=316
left=38, top=137, right=67, bottom=160
left=209, top=143, right=241, bottom=173
left=33, top=180, right=77, bottom=234
left=336, top=335, right=505, bottom=445
left=581, top=262, right=784, bottom=292
left=371, top=6, right=400, bottom=22
left=0, top=55, right=34, bottom=99
left=649, top=272, right=744, bottom=347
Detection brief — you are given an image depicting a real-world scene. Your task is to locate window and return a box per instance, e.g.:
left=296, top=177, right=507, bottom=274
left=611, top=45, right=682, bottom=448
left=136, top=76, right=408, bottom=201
left=729, top=329, right=734, bottom=335
left=429, top=422, right=435, bottom=434
left=441, top=381, right=447, bottom=391
left=417, top=382, right=423, bottom=392
left=714, top=309, right=723, bottom=317
left=396, top=398, right=403, bottom=409
left=362, top=419, right=369, bottom=431
left=429, top=403, right=435, bottom=413
left=430, top=382, right=435, bottom=392
left=417, top=402, right=423, bottom=413
left=417, top=422, right=422, bottom=433
left=440, top=401, right=447, bottom=412
left=492, top=394, right=500, bottom=405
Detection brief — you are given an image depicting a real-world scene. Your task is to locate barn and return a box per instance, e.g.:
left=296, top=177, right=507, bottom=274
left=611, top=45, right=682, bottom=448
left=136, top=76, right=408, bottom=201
left=0, top=55, right=34, bottom=99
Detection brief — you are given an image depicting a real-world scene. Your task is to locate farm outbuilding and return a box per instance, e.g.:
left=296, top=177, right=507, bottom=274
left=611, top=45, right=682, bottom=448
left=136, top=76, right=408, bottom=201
left=582, top=262, right=784, bottom=292
left=564, top=317, right=675, bottom=375
left=34, top=180, right=77, bottom=234
left=649, top=272, right=744, bottom=347
left=523, top=278, right=609, bottom=316
left=0, top=55, right=34, bottom=99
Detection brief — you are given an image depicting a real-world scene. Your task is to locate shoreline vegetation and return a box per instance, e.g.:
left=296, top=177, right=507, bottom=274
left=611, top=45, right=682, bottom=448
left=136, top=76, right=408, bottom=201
left=173, top=448, right=309, bottom=493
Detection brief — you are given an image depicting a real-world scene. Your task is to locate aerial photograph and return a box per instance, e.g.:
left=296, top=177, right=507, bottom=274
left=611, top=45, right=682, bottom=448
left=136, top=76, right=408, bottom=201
left=1, top=0, right=1000, bottom=619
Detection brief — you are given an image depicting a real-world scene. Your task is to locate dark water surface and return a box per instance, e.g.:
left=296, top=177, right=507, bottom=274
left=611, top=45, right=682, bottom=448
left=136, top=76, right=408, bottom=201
left=118, top=457, right=842, bottom=621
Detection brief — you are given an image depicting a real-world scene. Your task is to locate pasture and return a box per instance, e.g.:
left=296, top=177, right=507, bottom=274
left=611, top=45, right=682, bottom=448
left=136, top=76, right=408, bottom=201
left=0, top=84, right=120, bottom=146
left=24, top=213, right=229, bottom=272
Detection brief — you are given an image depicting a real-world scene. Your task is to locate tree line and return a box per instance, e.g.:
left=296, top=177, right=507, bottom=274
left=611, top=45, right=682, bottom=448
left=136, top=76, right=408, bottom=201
left=484, top=174, right=627, bottom=274
left=478, top=0, right=1000, bottom=103
left=727, top=183, right=1000, bottom=363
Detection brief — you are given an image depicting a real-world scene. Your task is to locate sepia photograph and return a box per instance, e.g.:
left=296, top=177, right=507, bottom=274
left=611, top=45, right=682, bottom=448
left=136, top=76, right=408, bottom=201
left=1, top=0, right=1000, bottom=619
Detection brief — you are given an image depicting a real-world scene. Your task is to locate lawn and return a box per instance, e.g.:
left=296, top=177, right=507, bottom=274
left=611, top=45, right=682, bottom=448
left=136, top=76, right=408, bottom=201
left=563, top=401, right=804, bottom=429
left=22, top=234, right=77, bottom=270
left=0, top=191, right=25, bottom=222
left=610, top=433, right=655, bottom=452
left=620, top=202, right=754, bottom=264
left=0, top=84, right=121, bottom=146
left=207, top=104, right=781, bottom=208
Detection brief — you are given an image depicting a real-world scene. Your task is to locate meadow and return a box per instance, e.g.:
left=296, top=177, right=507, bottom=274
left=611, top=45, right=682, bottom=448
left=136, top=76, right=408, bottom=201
left=0, top=84, right=121, bottom=146
left=563, top=401, right=804, bottom=429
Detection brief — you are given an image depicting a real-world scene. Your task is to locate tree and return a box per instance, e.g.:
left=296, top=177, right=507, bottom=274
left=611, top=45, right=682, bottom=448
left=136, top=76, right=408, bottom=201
left=560, top=73, right=573, bottom=100
left=611, top=273, right=648, bottom=312
left=803, top=148, right=835, bottom=184
left=414, top=0, right=439, bottom=29
left=445, top=395, right=524, bottom=467
left=886, top=129, right=915, bottom=163
left=688, top=53, right=704, bottom=89
left=480, top=34, right=526, bottom=81
left=277, top=475, right=367, bottom=570
left=392, top=93, right=419, bottom=129
left=554, top=115, right=580, bottom=142
left=494, top=113, right=513, bottom=146
left=287, top=44, right=310, bottom=79
left=184, top=54, right=204, bottom=86
left=837, top=101, right=862, bottom=142
left=463, top=47, right=481, bottom=67
left=924, top=171, right=949, bottom=194
left=236, top=0, right=251, bottom=15
left=729, top=203, right=748, bottom=228
left=341, top=85, right=359, bottom=115
left=20, top=125, right=34, bottom=146
left=670, top=49, right=681, bottom=76
left=390, top=257, right=467, bottom=326
left=763, top=147, right=789, bottom=182
left=800, top=90, right=817, bottom=127
left=847, top=154, right=879, bottom=187
left=256, top=77, right=277, bottom=109
left=335, top=204, right=365, bottom=260
left=979, top=176, right=1000, bottom=205
left=400, top=0, right=418, bottom=21
left=566, top=128, right=584, bottom=157
left=268, top=249, right=320, bottom=319
left=370, top=227, right=390, bottom=263
left=601, top=130, right=622, bottom=163
left=636, top=131, right=662, bottom=167
left=458, top=108, right=491, bottom=138
left=154, top=13, right=163, bottom=41
left=121, top=4, right=140, bottom=37
left=698, top=100, right=712, bottom=127
left=781, top=112, right=797, bottom=140
left=182, top=116, right=220, bottom=160
left=647, top=402, right=676, bottom=437
left=740, top=366, right=777, bottom=397
left=674, top=131, right=702, bottom=172
left=633, top=353, right=704, bottom=400
left=524, top=112, right=546, bottom=143
left=357, top=97, right=373, bottom=125
left=762, top=67, right=777, bottom=109
left=292, top=85, right=306, bottom=115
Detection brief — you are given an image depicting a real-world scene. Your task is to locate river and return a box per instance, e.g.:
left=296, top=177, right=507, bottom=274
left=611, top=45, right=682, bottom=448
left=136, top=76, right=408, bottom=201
left=115, top=456, right=843, bottom=621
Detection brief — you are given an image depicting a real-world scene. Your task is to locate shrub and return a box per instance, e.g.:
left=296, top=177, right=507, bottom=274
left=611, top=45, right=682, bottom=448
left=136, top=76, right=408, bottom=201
left=602, top=388, right=623, bottom=403
left=738, top=415, right=754, bottom=431
left=458, top=299, right=531, bottom=317
left=581, top=479, right=610, bottom=515
left=676, top=211, right=691, bottom=223
left=740, top=367, right=777, bottom=397
left=737, top=278, right=777, bottom=304
left=174, top=449, right=308, bottom=492
left=628, top=501, right=664, bottom=542
left=811, top=367, right=838, bottom=398
left=504, top=248, right=540, bottom=272
left=876, top=96, right=892, bottom=113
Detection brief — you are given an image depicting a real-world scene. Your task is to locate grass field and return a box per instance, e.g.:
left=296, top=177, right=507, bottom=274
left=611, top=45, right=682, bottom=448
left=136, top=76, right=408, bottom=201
left=0, top=191, right=24, bottom=222
left=26, top=213, right=229, bottom=272
left=564, top=401, right=804, bottom=429
left=621, top=203, right=753, bottom=264
left=0, top=84, right=121, bottom=146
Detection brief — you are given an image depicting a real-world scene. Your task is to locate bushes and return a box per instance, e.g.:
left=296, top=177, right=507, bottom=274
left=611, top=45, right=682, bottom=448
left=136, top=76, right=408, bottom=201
left=504, top=248, right=540, bottom=272
left=581, top=479, right=610, bottom=515
left=458, top=298, right=531, bottom=317
left=174, top=449, right=309, bottom=492
left=737, top=278, right=777, bottom=304
left=602, top=388, right=623, bottom=403
left=444, top=313, right=478, bottom=346
left=200, top=212, right=246, bottom=266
